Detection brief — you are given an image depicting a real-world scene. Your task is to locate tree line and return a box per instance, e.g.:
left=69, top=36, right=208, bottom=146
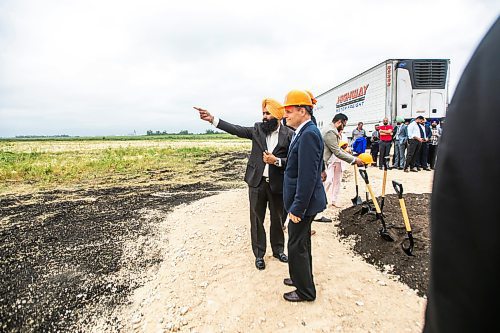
left=146, top=129, right=220, bottom=136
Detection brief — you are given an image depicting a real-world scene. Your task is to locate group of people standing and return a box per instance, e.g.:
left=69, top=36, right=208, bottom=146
left=353, top=117, right=442, bottom=172
left=195, top=91, right=446, bottom=303
left=195, top=89, right=362, bottom=303
left=193, top=18, right=498, bottom=329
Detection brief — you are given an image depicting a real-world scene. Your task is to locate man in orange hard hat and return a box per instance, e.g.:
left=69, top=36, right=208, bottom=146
left=281, top=89, right=327, bottom=302
left=195, top=99, right=293, bottom=271
left=303, top=90, right=333, bottom=223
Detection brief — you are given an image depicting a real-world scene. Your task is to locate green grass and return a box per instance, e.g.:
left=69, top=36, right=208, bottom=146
left=0, top=133, right=237, bottom=142
left=0, top=139, right=250, bottom=194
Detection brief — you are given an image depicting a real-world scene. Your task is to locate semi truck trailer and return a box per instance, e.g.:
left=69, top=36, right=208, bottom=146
left=314, top=59, right=450, bottom=139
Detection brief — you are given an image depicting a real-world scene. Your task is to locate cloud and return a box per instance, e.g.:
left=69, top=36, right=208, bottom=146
left=0, top=0, right=498, bottom=136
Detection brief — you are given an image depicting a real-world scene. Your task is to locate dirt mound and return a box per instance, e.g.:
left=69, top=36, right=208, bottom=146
left=338, top=193, right=431, bottom=297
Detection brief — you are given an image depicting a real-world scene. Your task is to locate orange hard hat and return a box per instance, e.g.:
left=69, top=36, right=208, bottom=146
left=283, top=89, right=313, bottom=107
left=305, top=90, right=317, bottom=105
left=358, top=153, right=374, bottom=165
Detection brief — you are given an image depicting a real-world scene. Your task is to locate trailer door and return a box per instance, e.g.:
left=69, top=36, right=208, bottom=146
left=412, top=90, right=430, bottom=118
left=430, top=90, right=446, bottom=118
left=396, top=68, right=413, bottom=119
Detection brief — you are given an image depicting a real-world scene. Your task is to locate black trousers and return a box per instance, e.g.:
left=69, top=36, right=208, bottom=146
left=288, top=214, right=316, bottom=300
left=248, top=178, right=285, bottom=258
left=379, top=140, right=392, bottom=167
left=418, top=142, right=430, bottom=168
left=404, top=139, right=422, bottom=169
left=370, top=142, right=379, bottom=165
left=428, top=144, right=438, bottom=169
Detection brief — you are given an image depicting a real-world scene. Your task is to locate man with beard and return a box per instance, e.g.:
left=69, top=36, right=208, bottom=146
left=378, top=117, right=394, bottom=169
left=322, top=113, right=365, bottom=208
left=428, top=121, right=441, bottom=169
left=194, top=99, right=293, bottom=270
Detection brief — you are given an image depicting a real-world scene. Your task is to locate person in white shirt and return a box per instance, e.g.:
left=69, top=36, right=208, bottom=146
left=404, top=116, right=426, bottom=172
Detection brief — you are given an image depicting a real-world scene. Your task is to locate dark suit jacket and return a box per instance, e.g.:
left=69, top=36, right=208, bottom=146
left=283, top=121, right=327, bottom=218
left=423, top=18, right=500, bottom=333
left=217, top=119, right=294, bottom=194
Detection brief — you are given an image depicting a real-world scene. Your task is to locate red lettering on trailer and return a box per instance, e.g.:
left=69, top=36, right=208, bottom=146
left=386, top=65, right=392, bottom=86
left=336, top=84, right=370, bottom=107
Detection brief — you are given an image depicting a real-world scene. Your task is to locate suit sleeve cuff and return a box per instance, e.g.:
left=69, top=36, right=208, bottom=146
left=211, top=116, right=219, bottom=127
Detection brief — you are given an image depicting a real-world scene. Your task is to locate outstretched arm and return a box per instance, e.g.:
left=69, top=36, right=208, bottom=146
left=194, top=106, right=253, bottom=139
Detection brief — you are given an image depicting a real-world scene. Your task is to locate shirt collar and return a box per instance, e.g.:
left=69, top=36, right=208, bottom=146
left=294, top=119, right=311, bottom=135
left=274, top=123, right=281, bottom=134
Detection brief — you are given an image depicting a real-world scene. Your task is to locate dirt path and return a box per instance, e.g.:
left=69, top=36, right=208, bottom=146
left=92, top=168, right=433, bottom=332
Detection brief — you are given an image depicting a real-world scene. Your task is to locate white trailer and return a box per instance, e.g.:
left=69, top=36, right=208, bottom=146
left=314, top=59, right=450, bottom=139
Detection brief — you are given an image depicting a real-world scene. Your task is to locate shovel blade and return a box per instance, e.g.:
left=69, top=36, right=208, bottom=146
left=402, top=235, right=415, bottom=256
left=380, top=229, right=395, bottom=242
left=351, top=196, right=363, bottom=206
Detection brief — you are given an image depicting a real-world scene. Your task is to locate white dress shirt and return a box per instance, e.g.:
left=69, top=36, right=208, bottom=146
left=263, top=125, right=280, bottom=177
left=292, top=119, right=311, bottom=144
left=407, top=121, right=426, bottom=140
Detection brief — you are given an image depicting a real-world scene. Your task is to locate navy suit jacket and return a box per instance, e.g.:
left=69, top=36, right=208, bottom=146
left=283, top=121, right=327, bottom=218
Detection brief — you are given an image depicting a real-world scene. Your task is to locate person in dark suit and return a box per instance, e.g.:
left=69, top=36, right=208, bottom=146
left=423, top=18, right=500, bottom=332
left=280, top=89, right=327, bottom=302
left=194, top=99, right=293, bottom=270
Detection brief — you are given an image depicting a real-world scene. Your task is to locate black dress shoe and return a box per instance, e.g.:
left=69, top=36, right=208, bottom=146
left=255, top=257, right=265, bottom=270
left=273, top=253, right=288, bottom=263
left=314, top=216, right=332, bottom=223
left=283, top=278, right=294, bottom=286
left=283, top=290, right=313, bottom=302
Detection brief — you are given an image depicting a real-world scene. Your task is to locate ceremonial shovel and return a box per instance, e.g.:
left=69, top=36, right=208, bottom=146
left=359, top=168, right=394, bottom=242
left=392, top=181, right=414, bottom=256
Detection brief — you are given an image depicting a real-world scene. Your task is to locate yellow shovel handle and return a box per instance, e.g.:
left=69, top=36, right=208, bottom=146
left=366, top=184, right=381, bottom=214
left=382, top=169, right=387, bottom=197
left=399, top=198, right=412, bottom=232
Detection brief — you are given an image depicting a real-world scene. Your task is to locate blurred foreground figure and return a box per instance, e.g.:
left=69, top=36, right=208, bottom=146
left=424, top=17, right=499, bottom=333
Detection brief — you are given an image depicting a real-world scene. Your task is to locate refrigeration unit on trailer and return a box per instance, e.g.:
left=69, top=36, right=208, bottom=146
left=314, top=59, right=450, bottom=139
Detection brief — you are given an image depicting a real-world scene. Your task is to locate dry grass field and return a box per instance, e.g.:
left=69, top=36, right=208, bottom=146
left=0, top=135, right=251, bottom=195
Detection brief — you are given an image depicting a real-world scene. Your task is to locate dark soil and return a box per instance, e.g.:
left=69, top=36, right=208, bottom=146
left=338, top=193, right=431, bottom=297
left=0, top=152, right=247, bottom=333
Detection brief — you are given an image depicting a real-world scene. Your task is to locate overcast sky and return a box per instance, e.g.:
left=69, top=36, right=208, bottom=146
left=0, top=0, right=498, bottom=137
